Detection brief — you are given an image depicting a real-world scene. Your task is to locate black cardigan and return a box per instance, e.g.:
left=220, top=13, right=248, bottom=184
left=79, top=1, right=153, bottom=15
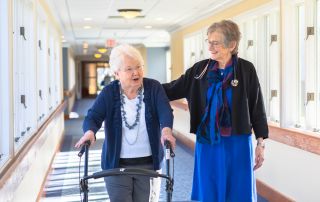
left=163, top=58, right=268, bottom=139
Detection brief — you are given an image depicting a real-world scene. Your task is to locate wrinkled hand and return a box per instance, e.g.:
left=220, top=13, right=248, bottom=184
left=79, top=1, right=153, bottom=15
left=161, top=127, right=176, bottom=150
left=75, top=130, right=96, bottom=148
left=254, top=144, right=265, bottom=170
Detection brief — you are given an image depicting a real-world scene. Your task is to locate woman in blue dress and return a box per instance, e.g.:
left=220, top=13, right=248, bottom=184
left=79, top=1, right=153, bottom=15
left=163, top=20, right=268, bottom=202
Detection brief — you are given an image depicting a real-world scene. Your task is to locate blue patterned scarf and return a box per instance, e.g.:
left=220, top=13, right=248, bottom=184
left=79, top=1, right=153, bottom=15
left=196, top=55, right=237, bottom=144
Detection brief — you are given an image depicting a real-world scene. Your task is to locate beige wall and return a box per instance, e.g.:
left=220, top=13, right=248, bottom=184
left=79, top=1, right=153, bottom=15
left=136, top=45, right=148, bottom=75
left=170, top=32, right=184, bottom=80
left=170, top=0, right=272, bottom=80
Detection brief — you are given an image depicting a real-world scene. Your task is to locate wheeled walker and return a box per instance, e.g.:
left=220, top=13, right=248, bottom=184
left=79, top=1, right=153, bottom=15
left=78, top=140, right=175, bottom=202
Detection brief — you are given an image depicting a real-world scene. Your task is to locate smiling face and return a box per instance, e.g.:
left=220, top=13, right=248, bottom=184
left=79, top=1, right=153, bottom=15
left=115, top=55, right=144, bottom=91
left=207, top=31, right=236, bottom=66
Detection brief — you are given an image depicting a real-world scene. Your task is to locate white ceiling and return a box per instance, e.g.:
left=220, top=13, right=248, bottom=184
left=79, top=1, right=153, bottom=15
left=45, top=0, right=238, bottom=56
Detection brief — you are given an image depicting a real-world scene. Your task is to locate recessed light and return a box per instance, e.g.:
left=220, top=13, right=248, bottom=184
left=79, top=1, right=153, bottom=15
left=83, top=26, right=91, bottom=29
left=145, top=25, right=152, bottom=29
left=98, top=48, right=107, bottom=53
left=84, top=17, right=92, bottom=21
left=155, top=17, right=163, bottom=21
left=94, top=53, right=102, bottom=58
left=61, top=35, right=64, bottom=39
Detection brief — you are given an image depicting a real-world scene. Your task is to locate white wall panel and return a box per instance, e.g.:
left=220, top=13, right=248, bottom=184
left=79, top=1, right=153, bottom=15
left=281, top=0, right=300, bottom=127
left=183, top=31, right=204, bottom=72
left=13, top=0, right=37, bottom=150
left=0, top=0, right=11, bottom=167
left=268, top=11, right=280, bottom=123
left=36, top=4, right=48, bottom=125
left=255, top=16, right=268, bottom=116
left=316, top=0, right=320, bottom=131
left=304, top=0, right=317, bottom=130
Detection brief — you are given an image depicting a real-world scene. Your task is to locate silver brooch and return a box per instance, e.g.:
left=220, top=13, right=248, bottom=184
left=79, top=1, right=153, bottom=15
left=231, top=79, right=239, bottom=87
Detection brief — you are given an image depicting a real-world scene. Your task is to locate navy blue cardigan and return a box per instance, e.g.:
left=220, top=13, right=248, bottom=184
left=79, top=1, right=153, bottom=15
left=83, top=78, right=173, bottom=170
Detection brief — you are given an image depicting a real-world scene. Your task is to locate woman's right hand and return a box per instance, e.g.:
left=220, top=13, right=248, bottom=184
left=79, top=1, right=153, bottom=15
left=161, top=127, right=176, bottom=150
left=75, top=130, right=96, bottom=148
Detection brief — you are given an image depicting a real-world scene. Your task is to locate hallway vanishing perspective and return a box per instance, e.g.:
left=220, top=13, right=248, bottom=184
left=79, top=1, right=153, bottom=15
left=1, top=0, right=320, bottom=201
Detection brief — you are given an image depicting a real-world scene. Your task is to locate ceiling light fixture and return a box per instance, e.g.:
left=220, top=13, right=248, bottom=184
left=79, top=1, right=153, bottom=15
left=118, top=9, right=142, bottom=19
left=98, top=48, right=107, bottom=53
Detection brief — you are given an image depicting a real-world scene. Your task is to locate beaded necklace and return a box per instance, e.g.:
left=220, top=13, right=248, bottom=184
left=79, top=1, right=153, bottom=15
left=120, top=85, right=143, bottom=130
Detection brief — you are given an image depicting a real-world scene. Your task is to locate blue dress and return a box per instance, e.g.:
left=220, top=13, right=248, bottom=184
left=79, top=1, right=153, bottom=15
left=191, top=68, right=257, bottom=202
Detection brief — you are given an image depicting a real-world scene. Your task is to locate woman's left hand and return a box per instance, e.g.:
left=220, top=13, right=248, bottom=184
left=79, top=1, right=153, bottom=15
left=161, top=127, right=176, bottom=150
left=254, top=140, right=265, bottom=170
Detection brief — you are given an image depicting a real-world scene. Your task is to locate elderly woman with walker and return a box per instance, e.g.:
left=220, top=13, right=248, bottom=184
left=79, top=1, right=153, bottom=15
left=76, top=44, right=176, bottom=202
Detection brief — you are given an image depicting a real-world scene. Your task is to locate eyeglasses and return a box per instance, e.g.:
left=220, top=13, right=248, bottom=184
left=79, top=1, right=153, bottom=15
left=121, top=65, right=143, bottom=73
left=205, top=39, right=223, bottom=48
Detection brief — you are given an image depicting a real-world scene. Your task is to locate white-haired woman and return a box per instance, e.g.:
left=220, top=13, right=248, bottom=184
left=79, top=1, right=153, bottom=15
left=75, top=44, right=176, bottom=202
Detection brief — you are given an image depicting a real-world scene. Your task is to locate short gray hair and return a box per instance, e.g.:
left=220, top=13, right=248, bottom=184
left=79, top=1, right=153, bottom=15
left=207, top=20, right=241, bottom=55
left=109, top=44, right=144, bottom=72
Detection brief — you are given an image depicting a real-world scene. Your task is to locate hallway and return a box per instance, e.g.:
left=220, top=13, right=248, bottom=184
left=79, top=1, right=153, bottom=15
left=1, top=0, right=320, bottom=201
